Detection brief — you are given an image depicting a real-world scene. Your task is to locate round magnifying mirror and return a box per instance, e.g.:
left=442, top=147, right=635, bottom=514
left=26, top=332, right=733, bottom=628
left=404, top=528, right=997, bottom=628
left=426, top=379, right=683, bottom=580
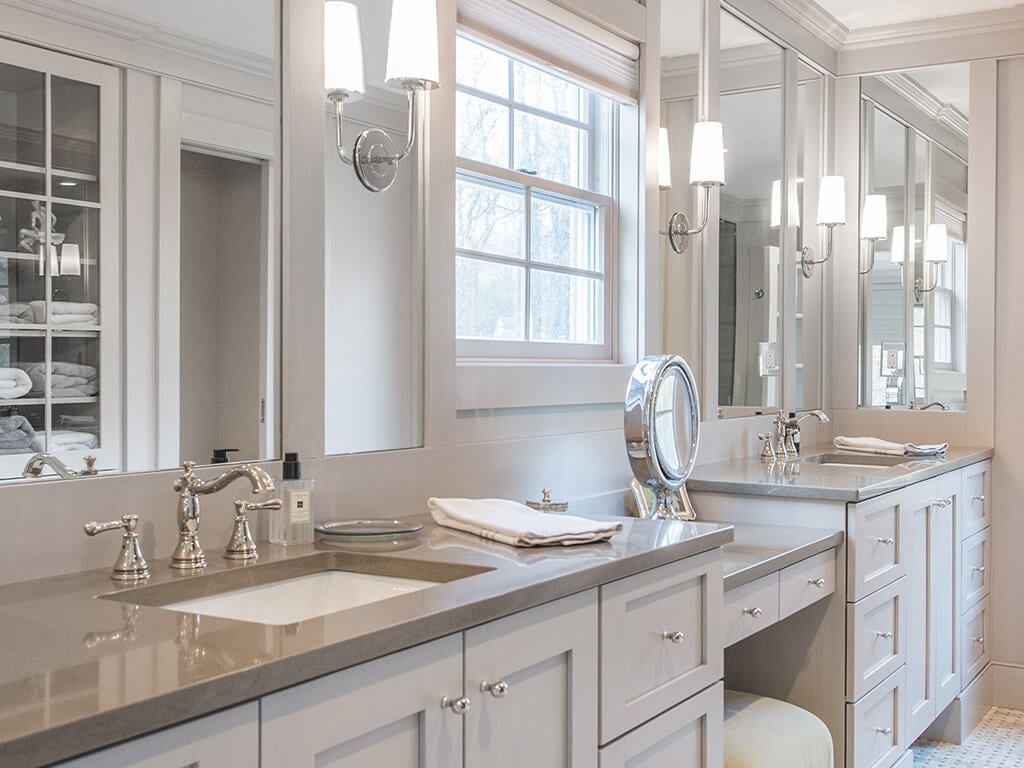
left=624, top=355, right=701, bottom=520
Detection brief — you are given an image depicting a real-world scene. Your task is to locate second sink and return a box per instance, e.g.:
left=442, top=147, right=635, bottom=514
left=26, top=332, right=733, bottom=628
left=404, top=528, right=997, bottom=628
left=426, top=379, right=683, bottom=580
left=802, top=452, right=915, bottom=468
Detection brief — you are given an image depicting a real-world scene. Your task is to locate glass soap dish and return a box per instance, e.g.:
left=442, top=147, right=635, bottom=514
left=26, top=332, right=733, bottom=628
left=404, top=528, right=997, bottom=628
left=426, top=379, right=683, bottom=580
left=314, top=519, right=424, bottom=542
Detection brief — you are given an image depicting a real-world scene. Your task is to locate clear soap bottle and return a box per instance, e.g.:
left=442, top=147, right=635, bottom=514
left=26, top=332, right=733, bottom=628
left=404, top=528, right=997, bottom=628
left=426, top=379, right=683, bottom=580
left=270, top=452, right=315, bottom=545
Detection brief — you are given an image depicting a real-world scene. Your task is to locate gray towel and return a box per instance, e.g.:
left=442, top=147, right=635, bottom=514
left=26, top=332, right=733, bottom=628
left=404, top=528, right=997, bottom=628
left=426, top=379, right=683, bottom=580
left=0, top=415, right=35, bottom=454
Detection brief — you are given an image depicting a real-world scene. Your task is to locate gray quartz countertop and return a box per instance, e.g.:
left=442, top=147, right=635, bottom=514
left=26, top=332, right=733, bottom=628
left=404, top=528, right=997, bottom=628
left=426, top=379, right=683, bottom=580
left=0, top=514, right=732, bottom=767
left=723, top=524, right=844, bottom=591
left=689, top=446, right=993, bottom=502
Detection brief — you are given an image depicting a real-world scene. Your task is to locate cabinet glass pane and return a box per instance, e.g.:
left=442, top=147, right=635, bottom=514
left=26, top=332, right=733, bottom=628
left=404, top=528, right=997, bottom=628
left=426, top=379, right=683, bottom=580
left=51, top=76, right=99, bottom=202
left=49, top=203, right=100, bottom=324
left=0, top=198, right=50, bottom=317
left=51, top=402, right=99, bottom=453
left=0, top=63, right=45, bottom=196
left=0, top=330, right=45, bottom=454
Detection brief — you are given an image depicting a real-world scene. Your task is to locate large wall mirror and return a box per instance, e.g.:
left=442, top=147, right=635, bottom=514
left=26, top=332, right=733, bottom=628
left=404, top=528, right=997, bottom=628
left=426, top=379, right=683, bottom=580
left=322, top=0, right=425, bottom=455
left=0, top=0, right=279, bottom=480
left=858, top=63, right=968, bottom=411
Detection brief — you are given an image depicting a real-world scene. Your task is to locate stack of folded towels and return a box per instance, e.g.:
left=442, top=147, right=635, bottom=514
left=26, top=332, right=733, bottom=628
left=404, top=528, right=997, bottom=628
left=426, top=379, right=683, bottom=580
left=30, top=301, right=98, bottom=326
left=0, top=369, right=32, bottom=400
left=18, top=362, right=98, bottom=398
left=31, top=430, right=97, bottom=453
left=0, top=415, right=35, bottom=455
left=833, top=436, right=948, bottom=457
left=428, top=497, right=623, bottom=547
left=0, top=303, right=34, bottom=324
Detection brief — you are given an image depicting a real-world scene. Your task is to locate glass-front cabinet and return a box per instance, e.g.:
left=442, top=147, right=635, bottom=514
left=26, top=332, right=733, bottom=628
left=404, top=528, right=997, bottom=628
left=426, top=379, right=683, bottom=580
left=0, top=40, right=119, bottom=478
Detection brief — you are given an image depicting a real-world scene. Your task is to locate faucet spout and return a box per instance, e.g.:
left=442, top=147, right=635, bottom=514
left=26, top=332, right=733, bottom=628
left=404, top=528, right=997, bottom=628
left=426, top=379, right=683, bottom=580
left=170, top=462, right=276, bottom=571
left=796, top=409, right=830, bottom=424
left=913, top=401, right=950, bottom=411
left=22, top=453, right=97, bottom=479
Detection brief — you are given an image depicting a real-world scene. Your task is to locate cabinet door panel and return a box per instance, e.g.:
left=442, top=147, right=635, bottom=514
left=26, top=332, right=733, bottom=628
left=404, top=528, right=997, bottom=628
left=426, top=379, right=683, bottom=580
left=931, top=473, right=961, bottom=715
left=260, top=635, right=462, bottom=768
left=598, top=683, right=724, bottom=768
left=57, top=703, right=258, bottom=767
left=906, top=487, right=936, bottom=741
left=464, top=589, right=598, bottom=768
left=600, top=549, right=722, bottom=743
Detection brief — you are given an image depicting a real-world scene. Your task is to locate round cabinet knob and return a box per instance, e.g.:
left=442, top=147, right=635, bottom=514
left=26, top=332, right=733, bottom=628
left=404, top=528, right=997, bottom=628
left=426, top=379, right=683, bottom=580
left=809, top=578, right=826, bottom=588
left=973, top=636, right=986, bottom=645
left=743, top=607, right=763, bottom=618
left=876, top=537, right=895, bottom=545
left=974, top=495, right=986, bottom=503
left=973, top=566, right=986, bottom=574
left=875, top=727, right=893, bottom=735
left=441, top=696, right=471, bottom=715
left=481, top=680, right=510, bottom=698
left=662, top=631, right=686, bottom=643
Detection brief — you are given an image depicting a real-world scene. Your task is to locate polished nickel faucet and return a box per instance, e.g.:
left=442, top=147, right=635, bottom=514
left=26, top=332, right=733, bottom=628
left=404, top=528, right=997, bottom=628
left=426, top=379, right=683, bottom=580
left=912, top=401, right=950, bottom=411
left=772, top=409, right=830, bottom=459
left=171, top=461, right=276, bottom=570
left=22, top=453, right=97, bottom=479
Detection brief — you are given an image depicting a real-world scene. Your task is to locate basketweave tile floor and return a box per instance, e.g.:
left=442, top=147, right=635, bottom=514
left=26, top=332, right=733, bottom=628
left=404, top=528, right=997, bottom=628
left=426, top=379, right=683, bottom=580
left=914, top=707, right=1024, bottom=767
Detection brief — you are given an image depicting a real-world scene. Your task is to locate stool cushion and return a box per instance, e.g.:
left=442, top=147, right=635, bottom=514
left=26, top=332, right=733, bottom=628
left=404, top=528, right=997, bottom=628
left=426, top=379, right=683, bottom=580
left=724, top=690, right=834, bottom=768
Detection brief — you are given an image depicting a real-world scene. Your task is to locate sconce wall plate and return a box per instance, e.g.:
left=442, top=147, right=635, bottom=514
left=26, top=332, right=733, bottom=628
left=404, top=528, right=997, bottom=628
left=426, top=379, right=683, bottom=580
left=353, top=129, right=399, bottom=192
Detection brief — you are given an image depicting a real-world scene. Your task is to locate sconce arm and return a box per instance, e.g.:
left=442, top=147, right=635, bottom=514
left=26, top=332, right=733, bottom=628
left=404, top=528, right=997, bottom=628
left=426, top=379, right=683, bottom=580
left=914, top=265, right=940, bottom=303
left=859, top=243, right=876, bottom=276
left=663, top=184, right=713, bottom=255
left=331, top=97, right=354, bottom=165
left=800, top=224, right=839, bottom=278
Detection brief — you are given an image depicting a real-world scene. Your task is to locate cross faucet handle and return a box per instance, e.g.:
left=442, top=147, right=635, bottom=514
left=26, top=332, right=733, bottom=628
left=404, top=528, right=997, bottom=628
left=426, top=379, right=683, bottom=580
left=84, top=514, right=150, bottom=582
left=225, top=498, right=283, bottom=561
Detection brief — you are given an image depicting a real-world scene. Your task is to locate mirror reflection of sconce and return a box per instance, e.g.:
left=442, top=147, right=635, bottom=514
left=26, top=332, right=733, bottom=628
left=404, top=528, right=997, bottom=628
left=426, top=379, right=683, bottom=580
left=770, top=179, right=800, bottom=229
left=859, top=194, right=888, bottom=275
left=324, top=0, right=440, bottom=193
left=914, top=223, right=949, bottom=303
left=891, top=224, right=906, bottom=284
left=661, top=121, right=726, bottom=254
left=800, top=175, right=846, bottom=278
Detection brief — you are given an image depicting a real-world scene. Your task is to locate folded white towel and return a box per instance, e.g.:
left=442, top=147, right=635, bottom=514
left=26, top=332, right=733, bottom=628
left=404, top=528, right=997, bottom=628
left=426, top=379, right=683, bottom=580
left=0, top=303, right=34, bottom=324
left=428, top=497, right=623, bottom=547
left=833, top=436, right=948, bottom=457
left=28, top=301, right=98, bottom=324
left=31, top=430, right=98, bottom=453
left=0, top=368, right=32, bottom=399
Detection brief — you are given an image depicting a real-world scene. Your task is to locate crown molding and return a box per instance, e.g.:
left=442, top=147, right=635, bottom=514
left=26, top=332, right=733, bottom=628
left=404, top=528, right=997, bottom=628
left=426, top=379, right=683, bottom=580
left=877, top=72, right=970, bottom=140
left=0, top=0, right=273, bottom=77
left=843, top=5, right=1024, bottom=49
left=762, top=0, right=849, bottom=51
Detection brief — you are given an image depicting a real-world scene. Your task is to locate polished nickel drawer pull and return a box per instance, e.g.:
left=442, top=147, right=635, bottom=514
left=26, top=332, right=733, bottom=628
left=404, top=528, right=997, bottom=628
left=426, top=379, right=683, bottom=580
left=973, top=636, right=986, bottom=645
left=875, top=727, right=892, bottom=735
left=876, top=631, right=894, bottom=639
left=973, top=566, right=986, bottom=574
left=808, top=578, right=826, bottom=588
left=441, top=696, right=471, bottom=714
left=973, top=495, right=986, bottom=503
left=876, top=537, right=895, bottom=545
left=480, top=680, right=510, bottom=698
left=742, top=607, right=764, bottom=618
left=662, top=631, right=686, bottom=643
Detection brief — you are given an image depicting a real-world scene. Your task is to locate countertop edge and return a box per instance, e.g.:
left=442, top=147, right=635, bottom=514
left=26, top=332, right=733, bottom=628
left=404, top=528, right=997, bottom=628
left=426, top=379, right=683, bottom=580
left=6, top=525, right=734, bottom=767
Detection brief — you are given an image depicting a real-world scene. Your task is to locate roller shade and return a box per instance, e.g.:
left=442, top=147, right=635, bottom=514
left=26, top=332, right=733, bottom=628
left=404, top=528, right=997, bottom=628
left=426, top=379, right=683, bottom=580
left=457, top=0, right=640, bottom=101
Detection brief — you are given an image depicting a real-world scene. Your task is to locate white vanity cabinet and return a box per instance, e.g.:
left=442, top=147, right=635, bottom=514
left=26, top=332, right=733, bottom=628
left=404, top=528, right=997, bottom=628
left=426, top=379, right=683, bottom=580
left=56, top=702, right=258, bottom=767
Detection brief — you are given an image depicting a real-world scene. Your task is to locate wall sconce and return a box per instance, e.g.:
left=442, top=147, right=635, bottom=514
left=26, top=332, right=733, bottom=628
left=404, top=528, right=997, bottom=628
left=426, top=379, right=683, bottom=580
left=800, top=175, right=845, bottom=278
left=60, top=243, right=81, bottom=276
left=324, top=0, right=439, bottom=193
left=915, top=223, right=948, bottom=303
left=858, top=194, right=888, bottom=275
left=769, top=179, right=799, bottom=229
left=658, top=127, right=672, bottom=190
left=664, top=121, right=725, bottom=254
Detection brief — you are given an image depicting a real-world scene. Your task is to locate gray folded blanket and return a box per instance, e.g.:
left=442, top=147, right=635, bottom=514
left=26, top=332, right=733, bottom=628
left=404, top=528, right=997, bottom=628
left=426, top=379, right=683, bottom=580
left=17, top=362, right=98, bottom=396
left=0, top=415, right=35, bottom=454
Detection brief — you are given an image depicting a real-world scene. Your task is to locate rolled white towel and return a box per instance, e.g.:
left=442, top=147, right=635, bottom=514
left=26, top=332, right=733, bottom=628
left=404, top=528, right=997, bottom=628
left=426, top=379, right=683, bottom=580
left=428, top=497, right=623, bottom=547
left=0, top=368, right=32, bottom=399
left=833, top=436, right=948, bottom=457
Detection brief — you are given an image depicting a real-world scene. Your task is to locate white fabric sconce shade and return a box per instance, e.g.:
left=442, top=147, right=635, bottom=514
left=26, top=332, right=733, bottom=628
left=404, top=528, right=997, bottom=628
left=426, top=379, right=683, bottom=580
left=926, top=223, right=949, bottom=263
left=37, top=246, right=58, bottom=277
left=891, top=226, right=905, bottom=264
left=689, top=121, right=725, bottom=186
left=816, top=176, right=846, bottom=226
left=386, top=0, right=440, bottom=89
left=324, top=1, right=365, bottom=98
left=861, top=195, right=887, bottom=240
left=658, top=128, right=672, bottom=190
left=60, top=243, right=81, bottom=276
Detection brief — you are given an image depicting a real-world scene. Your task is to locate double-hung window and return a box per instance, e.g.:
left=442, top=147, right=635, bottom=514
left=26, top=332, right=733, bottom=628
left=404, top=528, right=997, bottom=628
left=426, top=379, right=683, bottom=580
left=454, top=33, right=622, bottom=361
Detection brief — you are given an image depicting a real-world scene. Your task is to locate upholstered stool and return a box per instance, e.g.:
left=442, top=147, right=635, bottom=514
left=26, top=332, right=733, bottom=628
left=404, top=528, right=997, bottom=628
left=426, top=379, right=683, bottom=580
left=724, top=690, right=834, bottom=768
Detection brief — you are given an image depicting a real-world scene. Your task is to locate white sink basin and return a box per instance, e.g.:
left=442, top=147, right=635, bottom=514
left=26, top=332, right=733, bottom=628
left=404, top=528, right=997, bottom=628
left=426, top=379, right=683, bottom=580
left=161, top=570, right=436, bottom=625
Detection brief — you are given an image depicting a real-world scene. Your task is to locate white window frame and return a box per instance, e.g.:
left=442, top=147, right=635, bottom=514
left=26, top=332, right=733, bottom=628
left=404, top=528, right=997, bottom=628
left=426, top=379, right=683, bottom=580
left=454, top=32, right=621, bottom=363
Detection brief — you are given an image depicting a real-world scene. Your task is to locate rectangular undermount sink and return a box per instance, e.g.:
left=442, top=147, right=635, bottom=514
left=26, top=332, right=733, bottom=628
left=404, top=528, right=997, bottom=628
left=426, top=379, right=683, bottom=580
left=802, top=453, right=913, bottom=468
left=161, top=571, right=437, bottom=625
left=100, top=551, right=493, bottom=626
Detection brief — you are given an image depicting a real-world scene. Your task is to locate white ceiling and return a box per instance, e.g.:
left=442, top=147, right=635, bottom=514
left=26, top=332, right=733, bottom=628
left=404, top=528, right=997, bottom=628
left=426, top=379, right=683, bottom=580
left=815, top=0, right=1021, bottom=30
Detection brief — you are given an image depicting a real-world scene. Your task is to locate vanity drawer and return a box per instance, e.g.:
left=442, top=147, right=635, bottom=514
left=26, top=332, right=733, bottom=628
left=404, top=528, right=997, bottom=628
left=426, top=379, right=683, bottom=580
left=847, top=578, right=907, bottom=702
left=961, top=528, right=991, bottom=611
left=723, top=572, right=780, bottom=647
left=598, top=682, right=724, bottom=768
left=780, top=549, right=836, bottom=619
left=962, top=597, right=991, bottom=685
left=846, top=666, right=907, bottom=768
left=961, top=461, right=991, bottom=540
left=599, top=549, right=723, bottom=743
left=848, top=493, right=907, bottom=601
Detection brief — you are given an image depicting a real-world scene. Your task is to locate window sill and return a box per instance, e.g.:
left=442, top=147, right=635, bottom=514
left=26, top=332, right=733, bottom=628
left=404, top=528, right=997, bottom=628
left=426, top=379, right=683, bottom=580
left=456, top=361, right=634, bottom=411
